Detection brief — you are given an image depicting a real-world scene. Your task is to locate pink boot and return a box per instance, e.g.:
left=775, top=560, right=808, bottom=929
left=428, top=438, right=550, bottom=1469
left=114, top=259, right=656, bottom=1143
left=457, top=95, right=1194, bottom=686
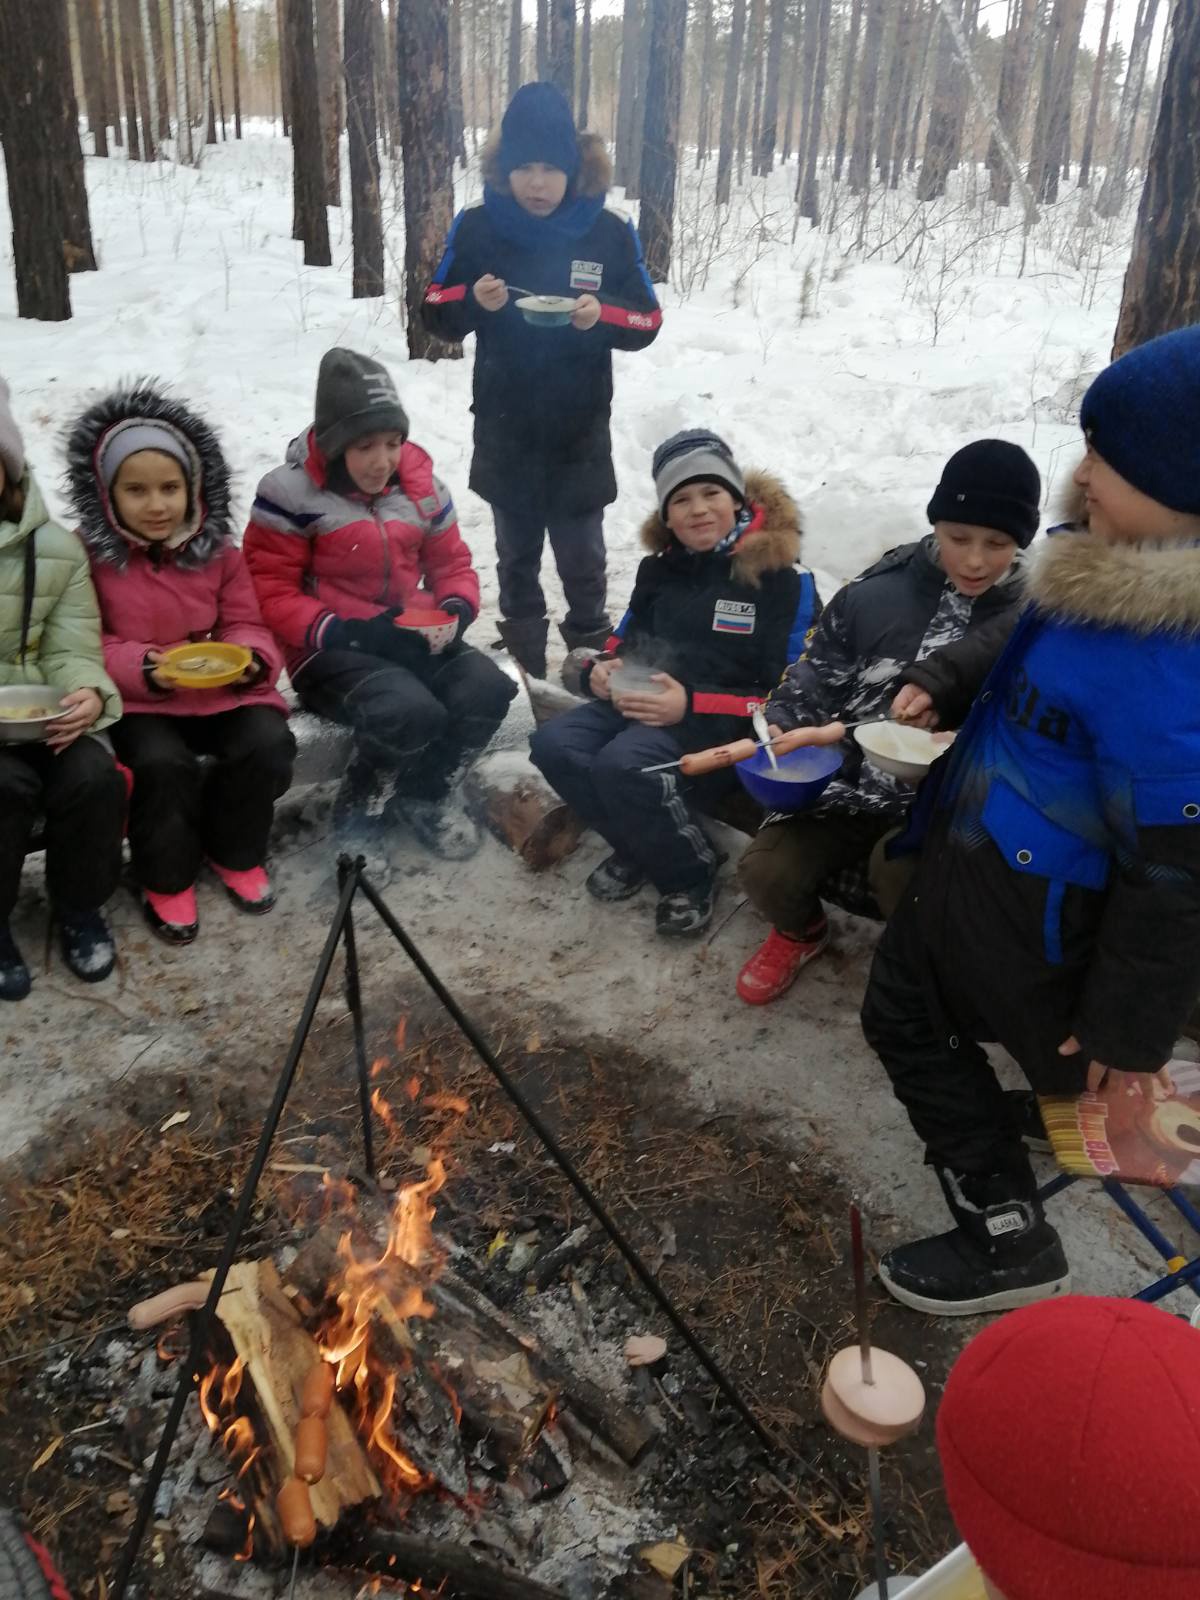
left=209, top=861, right=276, bottom=914
left=142, top=886, right=199, bottom=946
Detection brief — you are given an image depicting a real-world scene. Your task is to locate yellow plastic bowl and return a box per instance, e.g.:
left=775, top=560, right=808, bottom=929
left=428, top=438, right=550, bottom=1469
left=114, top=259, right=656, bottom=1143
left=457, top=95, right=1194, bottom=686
left=157, top=641, right=253, bottom=689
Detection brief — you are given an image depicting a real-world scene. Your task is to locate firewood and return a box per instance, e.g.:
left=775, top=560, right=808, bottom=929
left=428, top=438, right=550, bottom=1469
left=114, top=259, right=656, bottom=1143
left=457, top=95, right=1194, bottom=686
left=347, top=1527, right=569, bottom=1600
left=464, top=753, right=584, bottom=870
left=202, top=1259, right=379, bottom=1526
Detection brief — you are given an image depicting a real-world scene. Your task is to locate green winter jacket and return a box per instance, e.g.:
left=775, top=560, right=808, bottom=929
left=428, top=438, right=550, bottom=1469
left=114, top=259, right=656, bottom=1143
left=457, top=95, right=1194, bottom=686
left=0, top=472, right=120, bottom=727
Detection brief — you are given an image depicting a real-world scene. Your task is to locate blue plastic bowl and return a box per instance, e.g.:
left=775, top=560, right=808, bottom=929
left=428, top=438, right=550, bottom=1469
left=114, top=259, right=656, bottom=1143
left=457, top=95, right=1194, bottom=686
left=735, top=743, right=843, bottom=811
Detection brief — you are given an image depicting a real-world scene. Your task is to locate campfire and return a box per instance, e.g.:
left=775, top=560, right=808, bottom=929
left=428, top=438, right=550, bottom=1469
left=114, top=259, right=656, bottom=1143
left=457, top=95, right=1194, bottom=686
left=140, top=1061, right=672, bottom=1599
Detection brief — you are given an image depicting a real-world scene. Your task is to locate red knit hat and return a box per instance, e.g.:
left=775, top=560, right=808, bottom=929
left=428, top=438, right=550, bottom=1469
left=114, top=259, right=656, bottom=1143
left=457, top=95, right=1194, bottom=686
left=937, top=1296, right=1200, bottom=1600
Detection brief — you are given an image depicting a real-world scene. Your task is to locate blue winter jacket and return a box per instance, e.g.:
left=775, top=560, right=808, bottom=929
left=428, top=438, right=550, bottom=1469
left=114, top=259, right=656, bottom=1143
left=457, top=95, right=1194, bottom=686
left=905, top=527, right=1200, bottom=1077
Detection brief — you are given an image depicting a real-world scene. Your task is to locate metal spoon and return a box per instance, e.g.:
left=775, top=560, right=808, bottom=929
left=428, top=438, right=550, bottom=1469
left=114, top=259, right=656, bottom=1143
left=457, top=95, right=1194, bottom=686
left=752, top=706, right=778, bottom=770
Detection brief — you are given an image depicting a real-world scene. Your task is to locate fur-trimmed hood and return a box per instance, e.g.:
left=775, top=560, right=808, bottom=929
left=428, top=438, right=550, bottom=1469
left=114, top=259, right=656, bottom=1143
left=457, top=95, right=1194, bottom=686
left=64, top=381, right=233, bottom=569
left=636, top=470, right=802, bottom=588
left=481, top=128, right=613, bottom=199
left=1029, top=527, right=1200, bottom=637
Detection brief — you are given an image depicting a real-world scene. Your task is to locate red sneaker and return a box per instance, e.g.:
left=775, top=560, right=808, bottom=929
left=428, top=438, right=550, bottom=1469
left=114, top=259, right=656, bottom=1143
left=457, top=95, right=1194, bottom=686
left=736, top=920, right=829, bottom=1005
left=209, top=861, right=276, bottom=914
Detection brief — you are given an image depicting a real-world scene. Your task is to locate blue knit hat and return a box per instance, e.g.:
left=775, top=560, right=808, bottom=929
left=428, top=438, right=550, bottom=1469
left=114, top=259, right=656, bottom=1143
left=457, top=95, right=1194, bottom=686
left=1080, top=324, right=1200, bottom=515
left=499, top=82, right=580, bottom=179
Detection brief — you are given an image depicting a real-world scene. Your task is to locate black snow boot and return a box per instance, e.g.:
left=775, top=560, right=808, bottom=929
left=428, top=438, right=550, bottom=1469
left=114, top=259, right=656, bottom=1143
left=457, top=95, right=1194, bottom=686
left=586, top=853, right=646, bottom=901
left=401, top=791, right=482, bottom=861
left=558, top=619, right=612, bottom=652
left=58, top=908, right=116, bottom=984
left=1006, top=1089, right=1052, bottom=1153
left=494, top=617, right=550, bottom=681
left=0, top=924, right=31, bottom=1002
left=332, top=758, right=393, bottom=831
left=878, top=1166, right=1070, bottom=1317
left=655, top=880, right=716, bottom=937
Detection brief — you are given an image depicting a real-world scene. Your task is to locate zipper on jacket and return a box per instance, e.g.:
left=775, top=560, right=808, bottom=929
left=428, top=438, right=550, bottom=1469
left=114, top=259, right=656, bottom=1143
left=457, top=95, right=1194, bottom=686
left=372, top=498, right=392, bottom=605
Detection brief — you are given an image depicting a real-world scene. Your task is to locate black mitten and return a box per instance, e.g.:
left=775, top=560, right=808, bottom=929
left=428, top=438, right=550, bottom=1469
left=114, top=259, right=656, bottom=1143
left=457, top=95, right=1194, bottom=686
left=323, top=610, right=407, bottom=657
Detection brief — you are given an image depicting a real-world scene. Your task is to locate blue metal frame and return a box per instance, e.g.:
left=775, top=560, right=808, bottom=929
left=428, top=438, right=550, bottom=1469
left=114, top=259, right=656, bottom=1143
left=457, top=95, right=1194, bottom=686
left=1037, top=1170, right=1200, bottom=1305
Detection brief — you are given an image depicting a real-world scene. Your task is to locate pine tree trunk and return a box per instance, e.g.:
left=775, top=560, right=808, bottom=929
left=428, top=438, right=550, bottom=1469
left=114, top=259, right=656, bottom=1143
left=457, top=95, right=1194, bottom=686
left=1076, top=0, right=1112, bottom=185
left=579, top=0, right=591, bottom=124
left=875, top=0, right=912, bottom=178
left=123, top=0, right=156, bottom=156
left=148, top=0, right=171, bottom=139
left=1097, top=0, right=1160, bottom=217
left=508, top=0, right=523, bottom=96
left=832, top=0, right=862, bottom=181
left=1032, top=0, right=1084, bottom=201
left=448, top=0, right=467, bottom=163
left=104, top=0, right=124, bottom=145
left=548, top=0, right=575, bottom=103
left=286, top=0, right=332, bottom=262
left=889, top=0, right=925, bottom=186
left=780, top=2, right=800, bottom=162
left=209, top=0, right=229, bottom=137
left=172, top=0, right=192, bottom=160
left=75, top=0, right=111, bottom=155
left=736, top=0, right=761, bottom=183
left=638, top=0, right=686, bottom=281
left=386, top=0, right=401, bottom=147
left=714, top=0, right=746, bottom=202
left=536, top=0, right=549, bottom=76
left=916, top=0, right=961, bottom=200
left=0, top=0, right=73, bottom=318
left=796, top=0, right=830, bottom=220
left=134, top=0, right=161, bottom=151
left=1112, top=0, right=1199, bottom=357
left=345, top=0, right=385, bottom=297
left=755, top=0, right=786, bottom=171
left=847, top=0, right=884, bottom=190
left=615, top=0, right=642, bottom=186
left=316, top=0, right=342, bottom=203
left=228, top=0, right=242, bottom=135
left=695, top=0, right=714, bottom=161
left=397, top=0, right=457, bottom=359
left=904, top=0, right=937, bottom=172
left=193, top=0, right=217, bottom=144
left=278, top=0, right=291, bottom=133
left=627, top=0, right=652, bottom=196
left=748, top=0, right=766, bottom=173
left=116, top=0, right=141, bottom=156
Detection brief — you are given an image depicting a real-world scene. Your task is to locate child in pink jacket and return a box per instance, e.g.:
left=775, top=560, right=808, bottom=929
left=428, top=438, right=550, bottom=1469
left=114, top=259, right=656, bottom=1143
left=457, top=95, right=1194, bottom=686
left=65, top=383, right=295, bottom=945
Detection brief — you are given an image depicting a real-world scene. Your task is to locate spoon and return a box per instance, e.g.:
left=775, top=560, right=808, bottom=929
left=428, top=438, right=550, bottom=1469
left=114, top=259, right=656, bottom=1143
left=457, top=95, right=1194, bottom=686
left=752, top=707, right=778, bottom=771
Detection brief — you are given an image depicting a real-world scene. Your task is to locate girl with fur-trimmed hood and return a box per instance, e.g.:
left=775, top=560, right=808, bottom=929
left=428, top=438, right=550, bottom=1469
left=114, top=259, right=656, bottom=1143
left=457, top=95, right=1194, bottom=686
left=530, top=430, right=820, bottom=938
left=860, top=325, right=1200, bottom=1320
left=0, top=377, right=124, bottom=1001
left=423, top=82, right=662, bottom=680
left=65, top=382, right=295, bottom=947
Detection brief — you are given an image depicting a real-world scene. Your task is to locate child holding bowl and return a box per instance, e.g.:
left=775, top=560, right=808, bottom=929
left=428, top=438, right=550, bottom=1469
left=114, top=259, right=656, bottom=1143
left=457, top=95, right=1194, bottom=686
left=65, top=382, right=294, bottom=945
left=0, top=377, right=123, bottom=999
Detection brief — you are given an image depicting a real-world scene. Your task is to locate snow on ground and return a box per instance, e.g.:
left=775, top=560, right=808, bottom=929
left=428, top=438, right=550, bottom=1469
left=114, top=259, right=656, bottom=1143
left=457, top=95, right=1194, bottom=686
left=4, top=129, right=1189, bottom=1310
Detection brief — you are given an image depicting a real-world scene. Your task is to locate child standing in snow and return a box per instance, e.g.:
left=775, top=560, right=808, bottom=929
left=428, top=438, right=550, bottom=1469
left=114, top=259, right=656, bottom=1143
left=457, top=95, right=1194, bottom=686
left=861, top=326, right=1200, bottom=1317
left=423, top=82, right=662, bottom=680
left=0, top=378, right=124, bottom=999
left=936, top=1295, right=1200, bottom=1600
left=530, top=430, right=820, bottom=937
left=735, top=440, right=1036, bottom=1006
left=66, top=383, right=295, bottom=946
left=244, top=348, right=516, bottom=861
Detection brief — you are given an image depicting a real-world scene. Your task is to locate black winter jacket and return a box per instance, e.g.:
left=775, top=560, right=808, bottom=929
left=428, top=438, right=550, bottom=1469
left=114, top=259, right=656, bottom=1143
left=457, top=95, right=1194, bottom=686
left=422, top=133, right=661, bottom=521
left=588, top=472, right=821, bottom=751
left=766, top=537, right=1025, bottom=815
left=900, top=610, right=1020, bottom=729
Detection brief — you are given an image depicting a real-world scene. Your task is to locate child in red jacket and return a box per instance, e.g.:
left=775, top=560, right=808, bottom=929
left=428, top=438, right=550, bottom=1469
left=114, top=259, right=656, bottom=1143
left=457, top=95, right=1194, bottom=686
left=66, top=383, right=295, bottom=946
left=244, top=348, right=516, bottom=860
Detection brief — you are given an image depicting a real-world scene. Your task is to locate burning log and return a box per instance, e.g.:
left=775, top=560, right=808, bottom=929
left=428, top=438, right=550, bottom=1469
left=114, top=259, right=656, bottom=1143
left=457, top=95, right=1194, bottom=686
left=201, top=1259, right=379, bottom=1531
left=344, top=1527, right=570, bottom=1600
left=464, top=753, right=584, bottom=870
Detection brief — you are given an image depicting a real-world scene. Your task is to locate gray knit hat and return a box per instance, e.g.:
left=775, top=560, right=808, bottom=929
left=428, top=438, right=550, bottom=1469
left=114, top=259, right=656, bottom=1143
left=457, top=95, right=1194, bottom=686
left=0, top=377, right=27, bottom=484
left=97, top=418, right=193, bottom=489
left=314, top=348, right=409, bottom=462
left=652, top=428, right=746, bottom=521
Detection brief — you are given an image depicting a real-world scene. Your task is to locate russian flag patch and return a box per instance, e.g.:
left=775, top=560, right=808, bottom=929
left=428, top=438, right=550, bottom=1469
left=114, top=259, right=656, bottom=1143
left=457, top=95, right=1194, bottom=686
left=713, top=599, right=756, bottom=635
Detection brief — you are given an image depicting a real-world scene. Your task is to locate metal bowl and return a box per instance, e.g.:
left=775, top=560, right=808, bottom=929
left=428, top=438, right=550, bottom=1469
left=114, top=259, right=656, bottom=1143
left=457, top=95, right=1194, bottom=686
left=0, top=685, right=70, bottom=745
left=515, top=294, right=577, bottom=328
left=735, top=743, right=843, bottom=812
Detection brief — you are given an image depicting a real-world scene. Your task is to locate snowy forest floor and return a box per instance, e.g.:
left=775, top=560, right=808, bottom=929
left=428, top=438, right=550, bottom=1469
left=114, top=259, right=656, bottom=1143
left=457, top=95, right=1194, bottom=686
left=1, top=129, right=1196, bottom=1583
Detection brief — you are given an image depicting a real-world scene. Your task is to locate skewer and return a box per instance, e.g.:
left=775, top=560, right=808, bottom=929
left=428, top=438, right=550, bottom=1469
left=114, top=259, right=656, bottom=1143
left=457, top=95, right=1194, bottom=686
left=850, top=1204, right=887, bottom=1599
left=287, top=1543, right=300, bottom=1600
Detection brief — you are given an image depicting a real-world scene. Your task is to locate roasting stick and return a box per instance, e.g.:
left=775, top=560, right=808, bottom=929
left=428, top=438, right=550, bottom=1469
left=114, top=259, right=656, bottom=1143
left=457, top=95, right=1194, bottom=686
left=640, top=720, right=848, bottom=775
left=821, top=1205, right=926, bottom=1600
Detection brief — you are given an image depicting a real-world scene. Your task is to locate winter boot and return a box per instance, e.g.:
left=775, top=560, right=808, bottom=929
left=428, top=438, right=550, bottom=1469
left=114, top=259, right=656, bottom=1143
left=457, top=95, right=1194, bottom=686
left=58, top=908, right=117, bottom=983
left=878, top=1166, right=1070, bottom=1317
left=332, top=758, right=394, bottom=831
left=401, top=790, right=483, bottom=861
left=209, top=861, right=276, bottom=915
left=558, top=621, right=613, bottom=696
left=655, top=879, right=717, bottom=937
left=0, top=924, right=31, bottom=1002
left=1006, top=1089, right=1052, bottom=1153
left=586, top=853, right=646, bottom=901
left=142, top=886, right=199, bottom=946
left=736, top=918, right=829, bottom=1005
left=494, top=617, right=550, bottom=681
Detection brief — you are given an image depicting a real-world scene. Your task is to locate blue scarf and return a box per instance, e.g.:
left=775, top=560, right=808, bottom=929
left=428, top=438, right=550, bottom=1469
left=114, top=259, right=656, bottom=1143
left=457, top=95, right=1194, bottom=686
left=483, top=185, right=606, bottom=251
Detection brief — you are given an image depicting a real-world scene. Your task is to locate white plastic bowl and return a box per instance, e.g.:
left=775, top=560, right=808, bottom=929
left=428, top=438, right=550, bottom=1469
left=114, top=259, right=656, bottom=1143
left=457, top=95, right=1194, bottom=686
left=854, top=721, right=955, bottom=784
left=0, top=685, right=70, bottom=745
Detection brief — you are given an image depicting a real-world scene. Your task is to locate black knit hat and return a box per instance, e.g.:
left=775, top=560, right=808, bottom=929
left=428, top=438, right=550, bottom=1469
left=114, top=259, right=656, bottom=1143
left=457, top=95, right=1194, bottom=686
left=652, top=429, right=746, bottom=521
left=498, top=82, right=581, bottom=179
left=314, top=348, right=409, bottom=462
left=927, top=439, right=1041, bottom=548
